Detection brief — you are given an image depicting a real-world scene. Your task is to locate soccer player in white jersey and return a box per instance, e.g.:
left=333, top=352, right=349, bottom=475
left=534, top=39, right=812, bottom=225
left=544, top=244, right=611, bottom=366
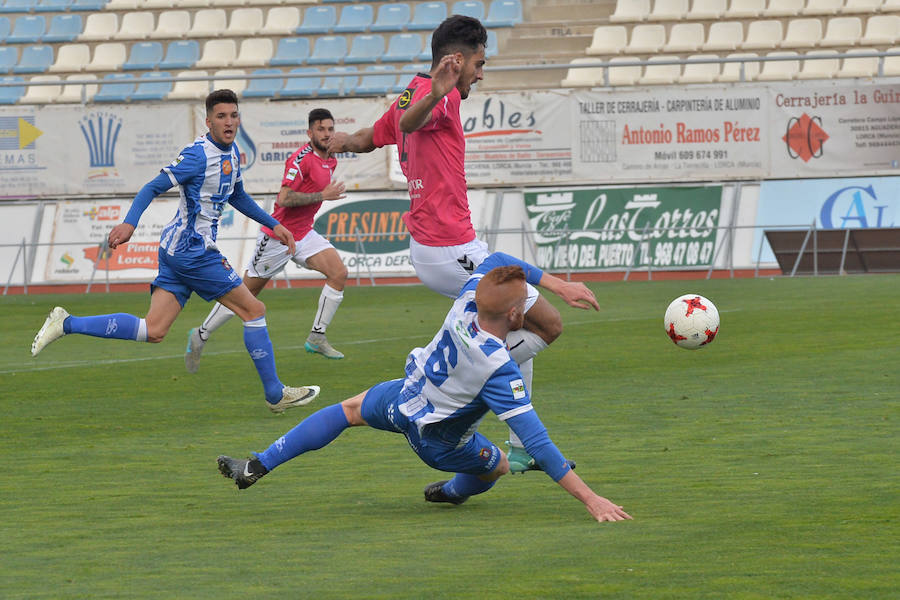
left=184, top=108, right=349, bottom=372
left=30, top=90, right=319, bottom=414
left=217, top=252, right=632, bottom=523
left=327, top=15, right=587, bottom=472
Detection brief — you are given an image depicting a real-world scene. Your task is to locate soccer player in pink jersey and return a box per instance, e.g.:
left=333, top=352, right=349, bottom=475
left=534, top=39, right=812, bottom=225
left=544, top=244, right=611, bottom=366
left=327, top=16, right=599, bottom=473
left=186, top=108, right=350, bottom=372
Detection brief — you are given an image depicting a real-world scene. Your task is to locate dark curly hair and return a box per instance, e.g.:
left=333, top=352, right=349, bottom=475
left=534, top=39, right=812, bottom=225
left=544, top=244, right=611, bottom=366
left=431, top=15, right=488, bottom=68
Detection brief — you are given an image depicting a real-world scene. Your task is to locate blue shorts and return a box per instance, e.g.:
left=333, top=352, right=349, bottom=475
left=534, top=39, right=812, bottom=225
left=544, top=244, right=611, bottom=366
left=362, top=379, right=502, bottom=476
left=153, top=243, right=242, bottom=307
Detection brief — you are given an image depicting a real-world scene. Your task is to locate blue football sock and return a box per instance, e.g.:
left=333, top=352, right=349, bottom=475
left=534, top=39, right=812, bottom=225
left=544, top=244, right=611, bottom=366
left=63, top=313, right=143, bottom=341
left=243, top=317, right=283, bottom=403
left=443, top=473, right=496, bottom=499
left=256, top=404, right=350, bottom=471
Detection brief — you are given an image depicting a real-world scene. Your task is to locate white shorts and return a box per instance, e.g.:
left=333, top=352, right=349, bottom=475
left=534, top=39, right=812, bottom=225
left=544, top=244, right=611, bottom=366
left=409, top=237, right=539, bottom=310
left=245, top=229, right=334, bottom=279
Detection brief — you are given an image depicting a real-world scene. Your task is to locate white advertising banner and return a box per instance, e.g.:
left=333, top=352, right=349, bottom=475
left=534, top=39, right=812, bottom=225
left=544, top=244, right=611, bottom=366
left=767, top=82, right=900, bottom=178
left=570, top=86, right=768, bottom=182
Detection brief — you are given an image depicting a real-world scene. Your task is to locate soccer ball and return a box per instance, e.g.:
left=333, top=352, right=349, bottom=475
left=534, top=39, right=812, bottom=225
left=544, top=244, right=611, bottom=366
left=664, top=294, right=719, bottom=350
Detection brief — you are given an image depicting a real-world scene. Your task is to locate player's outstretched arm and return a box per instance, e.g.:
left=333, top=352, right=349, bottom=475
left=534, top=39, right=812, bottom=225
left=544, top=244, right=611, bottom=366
left=538, top=273, right=600, bottom=311
left=327, top=128, right=376, bottom=155
left=278, top=181, right=346, bottom=208
left=109, top=172, right=174, bottom=248
left=557, top=470, right=633, bottom=523
left=398, top=55, right=461, bottom=134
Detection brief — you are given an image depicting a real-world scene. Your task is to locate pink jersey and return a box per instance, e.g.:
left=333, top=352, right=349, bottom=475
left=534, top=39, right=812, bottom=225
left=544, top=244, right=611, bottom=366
left=372, top=74, right=475, bottom=247
left=261, top=143, right=337, bottom=239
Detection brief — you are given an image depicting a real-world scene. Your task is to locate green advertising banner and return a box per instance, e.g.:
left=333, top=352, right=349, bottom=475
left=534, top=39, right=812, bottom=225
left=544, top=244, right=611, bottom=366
left=524, top=186, right=723, bottom=270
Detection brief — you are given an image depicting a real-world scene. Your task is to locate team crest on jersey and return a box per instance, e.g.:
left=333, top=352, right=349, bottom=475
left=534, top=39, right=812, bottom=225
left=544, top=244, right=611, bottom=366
left=398, top=89, right=412, bottom=109
left=509, top=378, right=526, bottom=399
left=221, top=257, right=233, bottom=271
left=221, top=159, right=233, bottom=175
left=479, top=447, right=492, bottom=461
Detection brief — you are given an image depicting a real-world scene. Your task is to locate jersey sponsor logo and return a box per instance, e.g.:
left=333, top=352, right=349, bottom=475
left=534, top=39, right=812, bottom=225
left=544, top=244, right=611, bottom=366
left=79, top=112, right=122, bottom=169
left=285, top=167, right=299, bottom=182
left=398, top=89, right=413, bottom=110
left=509, top=378, right=526, bottom=400
left=171, top=154, right=184, bottom=166
left=221, top=158, right=233, bottom=175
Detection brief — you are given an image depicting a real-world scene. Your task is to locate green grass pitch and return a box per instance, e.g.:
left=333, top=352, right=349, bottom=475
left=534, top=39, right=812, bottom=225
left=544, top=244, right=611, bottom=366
left=1, top=274, right=898, bottom=599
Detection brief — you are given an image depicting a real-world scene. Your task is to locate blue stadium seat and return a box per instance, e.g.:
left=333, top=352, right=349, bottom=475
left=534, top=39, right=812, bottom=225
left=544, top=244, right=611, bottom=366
left=93, top=72, right=135, bottom=103
left=355, top=65, right=397, bottom=95
left=485, top=0, right=523, bottom=27
left=69, top=0, right=106, bottom=10
left=418, top=32, right=433, bottom=62
left=296, top=5, right=336, bottom=35
left=42, top=14, right=82, bottom=43
left=35, top=0, right=72, bottom=11
left=394, top=65, right=427, bottom=91
left=486, top=29, right=499, bottom=57
left=0, top=46, right=17, bottom=73
left=452, top=1, right=486, bottom=20
left=383, top=33, right=422, bottom=63
left=1, top=0, right=38, bottom=14
left=8, top=16, right=45, bottom=44
left=123, top=41, right=163, bottom=71
left=371, top=3, right=411, bottom=32
left=307, top=35, right=347, bottom=65
left=345, top=34, right=384, bottom=64
left=0, top=75, right=25, bottom=104
left=13, top=44, right=52, bottom=73
left=334, top=4, right=373, bottom=33
left=242, top=68, right=282, bottom=98
left=320, top=65, right=357, bottom=97
left=280, top=66, right=320, bottom=98
left=270, top=37, right=310, bottom=67
left=0, top=17, right=9, bottom=42
left=131, top=71, right=172, bottom=101
left=410, top=2, right=447, bottom=31
left=159, top=40, right=199, bottom=70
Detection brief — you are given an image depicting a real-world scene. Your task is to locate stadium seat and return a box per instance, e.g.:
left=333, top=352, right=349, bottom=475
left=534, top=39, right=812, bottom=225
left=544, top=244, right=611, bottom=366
left=212, top=69, right=247, bottom=95
left=106, top=0, right=138, bottom=8
left=650, top=0, right=688, bottom=20
left=0, top=0, right=37, bottom=13
left=836, top=48, right=879, bottom=77
left=242, top=68, right=282, bottom=98
left=0, top=17, right=9, bottom=43
left=143, top=0, right=176, bottom=7
left=0, top=76, right=25, bottom=104
left=718, top=52, right=760, bottom=80
left=802, top=0, right=844, bottom=15
left=122, top=41, right=163, bottom=70
left=861, top=15, right=900, bottom=45
left=639, top=55, right=682, bottom=84
left=13, top=44, right=53, bottom=73
left=225, top=8, right=263, bottom=37
left=763, top=0, right=804, bottom=16
left=418, top=32, right=433, bottom=61
left=678, top=54, right=721, bottom=82
left=188, top=9, right=226, bottom=38
left=35, top=0, right=72, bottom=12
left=177, top=0, right=211, bottom=7
left=586, top=25, right=627, bottom=56
left=48, top=43, right=88, bottom=72
left=167, top=69, right=209, bottom=100
left=409, top=2, right=447, bottom=30
left=270, top=37, right=310, bottom=66
left=607, top=56, right=642, bottom=85
left=80, top=13, right=118, bottom=42
left=131, top=71, right=173, bottom=101
left=211, top=0, right=244, bottom=6
left=486, top=28, right=499, bottom=57
left=296, top=5, right=337, bottom=35
left=260, top=7, right=301, bottom=36
left=841, top=0, right=882, bottom=13
left=85, top=42, right=126, bottom=72
left=797, top=50, right=840, bottom=78
left=69, top=0, right=106, bottom=10
left=43, top=15, right=82, bottom=43
left=452, top=1, right=485, bottom=20
left=663, top=22, right=705, bottom=52
left=159, top=40, right=199, bottom=69
left=780, top=18, right=823, bottom=48
left=149, top=11, right=190, bottom=39
left=334, top=4, right=373, bottom=33
left=757, top=51, right=800, bottom=80
left=56, top=72, right=97, bottom=102
left=687, top=0, right=726, bottom=19
left=20, top=74, right=60, bottom=103
left=233, top=38, right=273, bottom=68
left=307, top=35, right=347, bottom=65
left=884, top=47, right=900, bottom=76
left=485, top=0, right=523, bottom=27
left=820, top=16, right=863, bottom=45
left=93, top=72, right=135, bottom=102
left=195, top=39, right=236, bottom=69
left=704, top=21, right=744, bottom=50
left=371, top=3, right=411, bottom=32
left=0, top=47, right=17, bottom=73
left=610, top=0, right=651, bottom=22
left=114, top=12, right=154, bottom=41
left=345, top=34, right=385, bottom=64
left=625, top=24, right=666, bottom=53
left=742, top=20, right=783, bottom=49
left=280, top=66, right=320, bottom=97
left=320, top=65, right=357, bottom=96
left=725, top=0, right=765, bottom=17
left=560, top=57, right=605, bottom=87
left=383, top=33, right=423, bottom=62
left=355, top=64, right=397, bottom=95
left=8, top=16, right=46, bottom=44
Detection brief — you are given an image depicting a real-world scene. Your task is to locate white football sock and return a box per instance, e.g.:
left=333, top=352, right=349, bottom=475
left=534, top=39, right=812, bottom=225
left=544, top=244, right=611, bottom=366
left=199, top=302, right=235, bottom=341
left=506, top=329, right=548, bottom=364
left=311, top=284, right=344, bottom=335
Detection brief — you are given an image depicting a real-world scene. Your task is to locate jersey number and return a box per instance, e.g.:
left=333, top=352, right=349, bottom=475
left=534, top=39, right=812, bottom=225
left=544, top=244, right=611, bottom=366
left=424, top=330, right=457, bottom=387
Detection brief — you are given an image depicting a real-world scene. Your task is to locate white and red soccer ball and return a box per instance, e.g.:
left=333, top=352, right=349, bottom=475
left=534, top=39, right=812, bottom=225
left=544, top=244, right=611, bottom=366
left=664, top=294, right=719, bottom=349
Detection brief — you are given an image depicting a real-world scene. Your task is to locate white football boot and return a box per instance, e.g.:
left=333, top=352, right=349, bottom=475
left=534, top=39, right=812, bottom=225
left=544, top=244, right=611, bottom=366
left=267, top=385, right=320, bottom=414
left=31, top=306, right=70, bottom=357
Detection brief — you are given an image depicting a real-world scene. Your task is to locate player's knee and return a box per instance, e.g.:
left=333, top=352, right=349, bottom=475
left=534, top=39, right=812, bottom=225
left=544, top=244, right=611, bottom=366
left=245, top=298, right=266, bottom=321
left=145, top=326, right=167, bottom=343
left=491, top=453, right=511, bottom=480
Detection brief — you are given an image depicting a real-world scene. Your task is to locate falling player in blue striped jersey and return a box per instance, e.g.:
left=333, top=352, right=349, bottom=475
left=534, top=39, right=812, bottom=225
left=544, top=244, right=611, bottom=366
left=218, top=252, right=632, bottom=522
left=31, top=89, right=319, bottom=414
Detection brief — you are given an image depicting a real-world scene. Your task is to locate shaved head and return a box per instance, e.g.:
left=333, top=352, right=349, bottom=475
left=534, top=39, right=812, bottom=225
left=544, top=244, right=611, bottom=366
left=475, top=266, right=527, bottom=330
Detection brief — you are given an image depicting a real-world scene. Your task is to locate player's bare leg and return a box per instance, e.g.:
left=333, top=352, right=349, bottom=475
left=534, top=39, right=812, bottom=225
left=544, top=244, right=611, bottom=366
left=304, top=248, right=347, bottom=360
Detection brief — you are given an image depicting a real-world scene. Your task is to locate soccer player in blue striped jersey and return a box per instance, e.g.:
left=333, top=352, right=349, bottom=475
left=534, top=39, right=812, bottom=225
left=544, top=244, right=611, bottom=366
left=218, top=253, right=632, bottom=523
left=31, top=89, right=319, bottom=413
